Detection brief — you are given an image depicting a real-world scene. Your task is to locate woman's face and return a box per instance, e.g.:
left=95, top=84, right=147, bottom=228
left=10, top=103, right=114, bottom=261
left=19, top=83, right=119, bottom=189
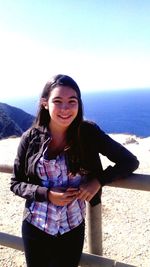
left=46, top=85, right=79, bottom=131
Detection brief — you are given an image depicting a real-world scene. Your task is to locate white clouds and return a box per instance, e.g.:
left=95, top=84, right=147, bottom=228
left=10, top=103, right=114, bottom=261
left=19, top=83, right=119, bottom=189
left=0, top=31, right=150, bottom=100
left=71, top=52, right=150, bottom=91
left=0, top=31, right=53, bottom=98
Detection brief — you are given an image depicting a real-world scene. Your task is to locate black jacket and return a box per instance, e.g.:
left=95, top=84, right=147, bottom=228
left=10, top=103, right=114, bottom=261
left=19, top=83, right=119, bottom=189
left=10, top=121, right=139, bottom=207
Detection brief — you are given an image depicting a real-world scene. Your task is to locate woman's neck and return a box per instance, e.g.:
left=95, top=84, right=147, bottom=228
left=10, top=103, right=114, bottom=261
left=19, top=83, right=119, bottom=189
left=48, top=133, right=67, bottom=159
left=50, top=128, right=67, bottom=142
left=48, top=123, right=67, bottom=152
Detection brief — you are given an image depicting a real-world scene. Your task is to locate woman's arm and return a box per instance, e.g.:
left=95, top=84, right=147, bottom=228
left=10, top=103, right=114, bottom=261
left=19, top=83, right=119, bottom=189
left=80, top=121, right=139, bottom=186
left=10, top=131, right=48, bottom=202
left=93, top=123, right=139, bottom=185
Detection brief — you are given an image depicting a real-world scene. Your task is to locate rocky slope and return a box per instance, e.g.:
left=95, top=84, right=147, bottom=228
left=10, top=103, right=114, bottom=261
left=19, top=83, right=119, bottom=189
left=0, top=102, right=34, bottom=139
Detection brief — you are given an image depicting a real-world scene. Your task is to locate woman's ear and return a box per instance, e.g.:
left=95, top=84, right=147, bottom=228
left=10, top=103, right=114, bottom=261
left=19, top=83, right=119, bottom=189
left=41, top=98, right=48, bottom=110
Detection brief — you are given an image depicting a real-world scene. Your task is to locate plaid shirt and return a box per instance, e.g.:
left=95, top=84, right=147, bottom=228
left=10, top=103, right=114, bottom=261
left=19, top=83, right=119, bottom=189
left=26, top=147, right=86, bottom=235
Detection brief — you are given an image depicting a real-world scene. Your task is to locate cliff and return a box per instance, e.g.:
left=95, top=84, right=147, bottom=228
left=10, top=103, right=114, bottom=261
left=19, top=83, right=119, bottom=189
left=0, top=102, right=34, bottom=139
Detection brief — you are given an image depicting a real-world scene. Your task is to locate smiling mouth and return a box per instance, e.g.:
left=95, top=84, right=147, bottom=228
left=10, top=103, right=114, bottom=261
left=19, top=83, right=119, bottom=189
left=58, top=115, right=72, bottom=119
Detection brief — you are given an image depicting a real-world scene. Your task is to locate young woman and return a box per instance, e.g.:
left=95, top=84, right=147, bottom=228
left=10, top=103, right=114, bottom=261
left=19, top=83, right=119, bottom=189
left=10, top=74, right=139, bottom=267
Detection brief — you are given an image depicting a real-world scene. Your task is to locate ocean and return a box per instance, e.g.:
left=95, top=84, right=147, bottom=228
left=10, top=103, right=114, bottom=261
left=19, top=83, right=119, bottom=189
left=82, top=89, right=150, bottom=138
left=5, top=89, right=150, bottom=138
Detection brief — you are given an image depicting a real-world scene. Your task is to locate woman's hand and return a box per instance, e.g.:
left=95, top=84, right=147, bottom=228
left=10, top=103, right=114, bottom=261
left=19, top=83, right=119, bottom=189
left=48, top=187, right=79, bottom=206
left=77, top=179, right=101, bottom=202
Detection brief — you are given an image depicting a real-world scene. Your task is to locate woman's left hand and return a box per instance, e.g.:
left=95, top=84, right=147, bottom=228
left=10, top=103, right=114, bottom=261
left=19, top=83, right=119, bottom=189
left=77, top=178, right=101, bottom=202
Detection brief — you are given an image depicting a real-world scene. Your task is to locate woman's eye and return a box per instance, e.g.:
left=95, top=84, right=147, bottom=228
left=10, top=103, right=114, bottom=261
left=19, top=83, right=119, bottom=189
left=53, top=100, right=61, bottom=104
left=69, top=100, right=78, bottom=104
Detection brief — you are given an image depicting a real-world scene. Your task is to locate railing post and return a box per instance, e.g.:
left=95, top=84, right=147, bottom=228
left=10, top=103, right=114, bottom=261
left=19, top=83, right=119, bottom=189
left=86, top=202, right=102, bottom=255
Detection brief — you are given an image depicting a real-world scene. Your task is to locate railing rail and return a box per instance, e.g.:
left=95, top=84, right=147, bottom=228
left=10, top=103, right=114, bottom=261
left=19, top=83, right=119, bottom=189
left=0, top=232, right=136, bottom=267
left=0, top=164, right=13, bottom=174
left=1, top=164, right=150, bottom=191
left=1, top=164, right=150, bottom=267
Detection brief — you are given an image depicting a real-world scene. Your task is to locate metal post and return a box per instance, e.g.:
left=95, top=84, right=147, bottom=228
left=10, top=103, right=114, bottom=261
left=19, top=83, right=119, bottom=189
left=0, top=164, right=13, bottom=173
left=0, top=233, right=136, bottom=267
left=0, top=232, right=24, bottom=251
left=86, top=202, right=102, bottom=255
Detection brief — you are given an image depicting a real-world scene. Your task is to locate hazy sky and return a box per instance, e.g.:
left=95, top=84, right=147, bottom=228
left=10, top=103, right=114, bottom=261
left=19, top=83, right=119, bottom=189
left=0, top=0, right=150, bottom=98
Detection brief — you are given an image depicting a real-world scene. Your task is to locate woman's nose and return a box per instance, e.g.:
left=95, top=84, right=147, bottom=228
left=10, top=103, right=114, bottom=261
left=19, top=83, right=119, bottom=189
left=61, top=102, right=69, bottom=110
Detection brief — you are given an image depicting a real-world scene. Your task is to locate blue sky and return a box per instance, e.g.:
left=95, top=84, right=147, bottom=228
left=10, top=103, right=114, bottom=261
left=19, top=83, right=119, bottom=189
left=0, top=0, right=150, bottom=98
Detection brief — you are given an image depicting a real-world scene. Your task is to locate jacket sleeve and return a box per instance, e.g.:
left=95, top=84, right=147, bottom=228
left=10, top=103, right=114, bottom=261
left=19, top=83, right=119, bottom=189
left=10, top=131, right=48, bottom=202
left=94, top=123, right=139, bottom=185
left=81, top=121, right=139, bottom=186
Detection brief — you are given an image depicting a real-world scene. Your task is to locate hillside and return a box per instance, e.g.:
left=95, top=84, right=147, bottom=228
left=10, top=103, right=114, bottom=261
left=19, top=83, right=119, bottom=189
left=0, top=102, right=35, bottom=139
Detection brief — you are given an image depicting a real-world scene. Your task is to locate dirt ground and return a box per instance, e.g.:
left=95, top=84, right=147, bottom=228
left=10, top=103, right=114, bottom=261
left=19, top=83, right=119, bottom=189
left=0, top=135, right=150, bottom=267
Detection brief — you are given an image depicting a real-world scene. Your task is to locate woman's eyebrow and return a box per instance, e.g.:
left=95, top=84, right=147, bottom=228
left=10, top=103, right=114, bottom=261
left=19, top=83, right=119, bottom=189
left=69, top=96, right=78, bottom=99
left=53, top=96, right=78, bottom=100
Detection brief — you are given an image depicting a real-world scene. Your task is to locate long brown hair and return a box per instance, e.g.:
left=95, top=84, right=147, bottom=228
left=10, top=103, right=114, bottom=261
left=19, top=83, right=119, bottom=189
left=34, top=74, right=84, bottom=174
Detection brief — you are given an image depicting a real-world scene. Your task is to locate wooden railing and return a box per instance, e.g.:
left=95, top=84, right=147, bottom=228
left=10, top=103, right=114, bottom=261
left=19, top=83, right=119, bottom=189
left=1, top=164, right=150, bottom=267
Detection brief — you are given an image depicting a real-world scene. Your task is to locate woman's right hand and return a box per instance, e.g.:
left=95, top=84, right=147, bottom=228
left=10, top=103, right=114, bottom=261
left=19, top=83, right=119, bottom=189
left=48, top=187, right=79, bottom=206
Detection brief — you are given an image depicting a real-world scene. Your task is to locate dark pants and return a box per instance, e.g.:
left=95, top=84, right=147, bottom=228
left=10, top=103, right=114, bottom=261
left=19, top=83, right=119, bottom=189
left=22, top=220, right=85, bottom=267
